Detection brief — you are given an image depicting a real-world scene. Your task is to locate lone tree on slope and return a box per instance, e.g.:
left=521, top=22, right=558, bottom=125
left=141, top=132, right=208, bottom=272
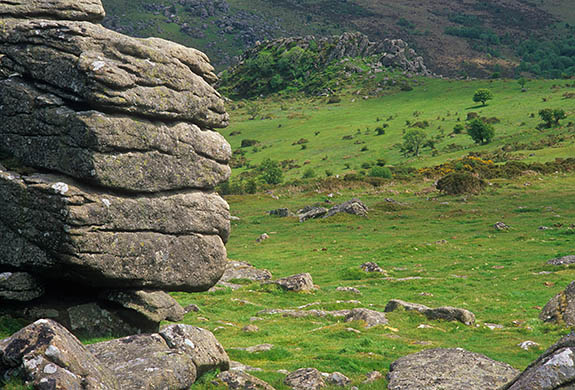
left=467, top=118, right=495, bottom=144
left=473, top=88, right=494, bottom=106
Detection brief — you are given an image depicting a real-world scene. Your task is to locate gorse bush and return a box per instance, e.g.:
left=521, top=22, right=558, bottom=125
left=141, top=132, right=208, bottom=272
left=369, top=166, right=392, bottom=179
left=436, top=172, right=486, bottom=195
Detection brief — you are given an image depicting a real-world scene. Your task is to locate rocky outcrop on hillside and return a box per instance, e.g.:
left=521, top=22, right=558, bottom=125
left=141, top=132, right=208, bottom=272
left=0, top=319, right=229, bottom=390
left=0, top=0, right=231, bottom=336
left=236, top=32, right=430, bottom=76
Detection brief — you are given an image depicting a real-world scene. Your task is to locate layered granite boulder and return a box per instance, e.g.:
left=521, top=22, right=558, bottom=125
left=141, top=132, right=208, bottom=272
left=0, top=0, right=231, bottom=335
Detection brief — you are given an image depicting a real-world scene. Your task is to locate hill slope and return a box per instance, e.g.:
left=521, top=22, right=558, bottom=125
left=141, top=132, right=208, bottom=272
left=101, top=0, right=575, bottom=76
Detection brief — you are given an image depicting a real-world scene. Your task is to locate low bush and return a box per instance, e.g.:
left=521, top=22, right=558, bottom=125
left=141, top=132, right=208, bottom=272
left=436, top=172, right=486, bottom=195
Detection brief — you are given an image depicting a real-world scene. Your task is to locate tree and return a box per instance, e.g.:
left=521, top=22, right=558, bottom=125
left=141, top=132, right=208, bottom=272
left=473, top=88, right=494, bottom=106
left=246, top=102, right=261, bottom=120
left=539, top=108, right=568, bottom=128
left=467, top=118, right=495, bottom=144
left=518, top=77, right=528, bottom=89
left=259, top=158, right=283, bottom=185
left=401, top=129, right=427, bottom=156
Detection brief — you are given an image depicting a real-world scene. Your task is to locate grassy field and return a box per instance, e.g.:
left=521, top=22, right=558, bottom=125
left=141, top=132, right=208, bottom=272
left=224, top=78, right=575, bottom=182
left=179, top=171, right=575, bottom=389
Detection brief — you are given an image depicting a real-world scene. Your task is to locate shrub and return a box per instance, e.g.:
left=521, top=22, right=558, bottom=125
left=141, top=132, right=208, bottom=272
left=360, top=146, right=369, bottom=151
left=361, top=162, right=372, bottom=169
left=327, top=95, right=342, bottom=104
left=436, top=173, right=486, bottom=195
left=369, top=166, right=392, bottom=179
left=325, top=170, right=333, bottom=177
left=376, top=158, right=387, bottom=167
left=467, top=112, right=479, bottom=120
left=375, top=127, right=386, bottom=135
left=302, top=168, right=316, bottom=178
left=241, top=139, right=260, bottom=148
left=292, top=138, right=309, bottom=145
left=467, top=119, right=495, bottom=144
left=453, top=124, right=465, bottom=134
left=259, top=158, right=283, bottom=185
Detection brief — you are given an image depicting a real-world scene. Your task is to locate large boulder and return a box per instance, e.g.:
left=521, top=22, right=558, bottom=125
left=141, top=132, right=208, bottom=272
left=285, top=368, right=326, bottom=390
left=0, top=78, right=231, bottom=192
left=0, top=20, right=226, bottom=128
left=88, top=333, right=197, bottom=390
left=0, top=319, right=119, bottom=389
left=0, top=0, right=106, bottom=22
left=387, top=348, right=519, bottom=390
left=502, top=333, right=575, bottom=390
left=0, top=169, right=228, bottom=292
left=540, top=281, right=575, bottom=326
left=100, top=290, right=185, bottom=323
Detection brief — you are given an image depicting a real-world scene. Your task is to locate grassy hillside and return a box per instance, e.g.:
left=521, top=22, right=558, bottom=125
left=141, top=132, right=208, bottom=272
left=221, top=78, right=575, bottom=188
left=101, top=0, right=575, bottom=76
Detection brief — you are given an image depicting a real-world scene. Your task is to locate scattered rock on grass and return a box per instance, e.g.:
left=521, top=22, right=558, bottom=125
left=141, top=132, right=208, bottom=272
left=242, top=325, right=259, bottom=333
left=494, top=222, right=511, bottom=231
left=518, top=341, right=540, bottom=351
left=285, top=368, right=326, bottom=390
left=345, top=308, right=388, bottom=328
left=547, top=255, right=575, bottom=266
left=256, top=233, right=270, bottom=242
left=273, top=273, right=315, bottom=292
left=387, top=348, right=519, bottom=390
left=336, top=286, right=361, bottom=294
left=268, top=208, right=293, bottom=217
left=363, top=371, right=383, bottom=383
left=385, top=299, right=475, bottom=325
left=298, top=207, right=329, bottom=222
left=360, top=262, right=386, bottom=273
left=326, top=372, right=351, bottom=387
left=540, top=281, right=575, bottom=326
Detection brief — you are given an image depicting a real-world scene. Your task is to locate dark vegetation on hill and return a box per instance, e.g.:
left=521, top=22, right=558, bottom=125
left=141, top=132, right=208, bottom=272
left=101, top=0, right=575, bottom=77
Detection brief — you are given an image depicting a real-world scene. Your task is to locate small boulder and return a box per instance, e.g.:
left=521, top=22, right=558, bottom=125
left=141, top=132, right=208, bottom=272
left=216, top=371, right=276, bottom=390
left=219, top=260, right=272, bottom=283
left=256, top=233, right=270, bottom=243
left=345, top=308, right=388, bottom=328
left=336, top=286, right=361, bottom=294
left=385, top=299, right=475, bottom=326
left=547, top=255, right=575, bottom=266
left=388, top=348, right=519, bottom=390
left=326, top=371, right=351, bottom=387
left=518, top=341, right=540, bottom=351
left=285, top=368, right=326, bottom=390
left=268, top=208, right=292, bottom=217
left=0, top=272, right=44, bottom=301
left=363, top=370, right=383, bottom=383
left=494, top=222, right=511, bottom=231
left=540, top=281, right=575, bottom=326
left=360, top=262, right=385, bottom=273
left=273, top=273, right=315, bottom=292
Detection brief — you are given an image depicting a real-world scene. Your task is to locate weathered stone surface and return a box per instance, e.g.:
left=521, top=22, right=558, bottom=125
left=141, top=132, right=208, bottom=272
left=0, top=19, right=227, bottom=128
left=268, top=208, right=293, bottom=217
left=160, top=324, right=230, bottom=376
left=66, top=302, right=145, bottom=336
left=0, top=169, right=228, bottom=291
left=326, top=372, right=351, bottom=387
left=547, top=255, right=575, bottom=266
left=258, top=308, right=351, bottom=319
left=0, top=319, right=119, bottom=390
left=217, top=371, right=276, bottom=390
left=101, top=290, right=185, bottom=323
left=503, top=333, right=575, bottom=390
left=88, top=333, right=197, bottom=390
left=540, top=281, right=575, bottom=326
left=344, top=308, right=388, bottom=328
left=285, top=368, right=326, bottom=390
left=326, top=198, right=368, bottom=217
left=0, top=78, right=231, bottom=192
left=0, top=0, right=105, bottom=22
left=0, top=272, right=44, bottom=301
left=387, top=348, right=519, bottom=390
left=298, top=207, right=328, bottom=222
left=385, top=299, right=476, bottom=326
left=219, top=260, right=273, bottom=283
left=360, top=262, right=385, bottom=273
left=273, top=273, right=315, bottom=292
